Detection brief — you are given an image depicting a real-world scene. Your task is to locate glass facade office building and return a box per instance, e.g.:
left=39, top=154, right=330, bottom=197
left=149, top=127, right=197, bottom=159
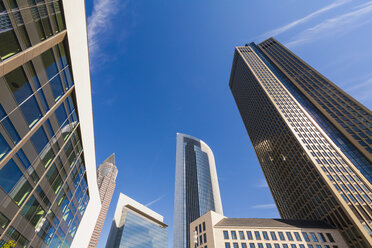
left=105, top=193, right=168, bottom=248
left=0, top=0, right=100, bottom=247
left=229, top=41, right=372, bottom=248
left=173, top=133, right=223, bottom=248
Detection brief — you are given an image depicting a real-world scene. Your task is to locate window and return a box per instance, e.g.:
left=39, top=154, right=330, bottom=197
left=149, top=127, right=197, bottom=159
left=5, top=67, right=33, bottom=105
left=299, top=245, right=305, bottom=248
left=232, top=231, right=237, bottom=240
left=203, top=222, right=206, bottom=231
left=247, top=231, right=253, bottom=240
left=0, top=212, right=10, bottom=229
left=0, top=133, right=11, bottom=161
left=291, top=245, right=297, bottom=248
left=200, top=235, right=202, bottom=245
left=20, top=96, right=42, bottom=128
left=0, top=11, right=21, bottom=60
left=270, top=231, right=277, bottom=240
left=254, top=231, right=261, bottom=240
left=50, top=75, right=65, bottom=102
left=0, top=105, right=20, bottom=144
left=294, top=232, right=301, bottom=241
left=20, top=195, right=45, bottom=227
left=31, top=126, right=49, bottom=155
left=318, top=233, right=326, bottom=242
left=0, top=159, right=23, bottom=193
left=278, top=232, right=285, bottom=241
left=239, top=231, right=245, bottom=240
left=55, top=103, right=68, bottom=127
left=224, top=231, right=229, bottom=240
left=310, top=232, right=318, bottom=242
left=233, top=243, right=239, bottom=248
left=326, top=233, right=335, bottom=243
left=249, top=244, right=255, bottom=248
left=262, top=231, right=269, bottom=240
left=274, top=245, right=280, bottom=248
left=258, top=244, right=263, bottom=248
left=302, top=232, right=310, bottom=242
left=199, top=224, right=202, bottom=233
left=41, top=49, right=59, bottom=79
left=286, top=232, right=293, bottom=241
left=266, top=244, right=272, bottom=248
left=204, top=233, right=207, bottom=243
left=283, top=245, right=288, bottom=248
left=225, top=243, right=231, bottom=248
left=315, top=246, right=321, bottom=248
left=17, top=149, right=31, bottom=169
left=242, top=243, right=247, bottom=248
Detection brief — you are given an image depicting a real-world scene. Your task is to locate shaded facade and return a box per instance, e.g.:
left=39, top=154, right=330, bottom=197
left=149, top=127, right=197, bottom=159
left=0, top=0, right=100, bottom=247
left=88, top=154, right=118, bottom=248
left=191, top=211, right=348, bottom=248
left=105, top=193, right=168, bottom=248
left=229, top=42, right=371, bottom=247
left=173, top=133, right=223, bottom=248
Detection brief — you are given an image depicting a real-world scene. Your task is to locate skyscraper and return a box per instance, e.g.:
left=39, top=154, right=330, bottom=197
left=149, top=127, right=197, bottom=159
left=88, top=154, right=118, bottom=248
left=105, top=193, right=168, bottom=248
left=173, top=133, right=223, bottom=248
left=229, top=41, right=372, bottom=247
left=0, top=0, right=100, bottom=247
left=258, top=38, right=371, bottom=182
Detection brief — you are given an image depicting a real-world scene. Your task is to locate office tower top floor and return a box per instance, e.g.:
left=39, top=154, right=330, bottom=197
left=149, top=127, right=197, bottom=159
left=0, top=0, right=100, bottom=247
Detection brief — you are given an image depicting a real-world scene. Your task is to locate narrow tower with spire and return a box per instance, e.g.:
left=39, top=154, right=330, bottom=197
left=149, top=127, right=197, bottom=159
left=88, top=154, right=118, bottom=248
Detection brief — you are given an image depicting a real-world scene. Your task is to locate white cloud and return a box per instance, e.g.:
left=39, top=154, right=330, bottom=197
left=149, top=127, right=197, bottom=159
left=260, top=0, right=350, bottom=39
left=87, top=0, right=120, bottom=56
left=255, top=179, right=269, bottom=188
left=145, top=194, right=167, bottom=207
left=251, top=203, right=276, bottom=209
left=286, top=1, right=372, bottom=47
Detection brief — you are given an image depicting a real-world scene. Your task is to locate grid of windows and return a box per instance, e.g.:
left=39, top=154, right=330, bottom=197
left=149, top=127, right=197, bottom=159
left=258, top=39, right=372, bottom=171
left=221, top=230, right=338, bottom=248
left=0, top=0, right=65, bottom=61
left=230, top=45, right=372, bottom=248
left=0, top=31, right=89, bottom=247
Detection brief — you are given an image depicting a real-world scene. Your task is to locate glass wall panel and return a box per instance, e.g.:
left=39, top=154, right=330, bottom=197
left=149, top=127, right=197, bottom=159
left=19, top=96, right=42, bottom=128
left=4, top=67, right=33, bottom=105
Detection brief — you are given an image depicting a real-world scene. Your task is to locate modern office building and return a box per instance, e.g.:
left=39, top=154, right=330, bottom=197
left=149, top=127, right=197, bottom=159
left=191, top=211, right=348, bottom=248
left=0, top=0, right=100, bottom=247
left=174, top=133, right=223, bottom=248
left=105, top=193, right=168, bottom=248
left=229, top=41, right=372, bottom=247
left=88, top=154, right=118, bottom=248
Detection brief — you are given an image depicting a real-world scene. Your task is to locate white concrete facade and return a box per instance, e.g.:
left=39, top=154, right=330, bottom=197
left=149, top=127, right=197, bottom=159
left=62, top=1, right=101, bottom=247
left=191, top=211, right=349, bottom=248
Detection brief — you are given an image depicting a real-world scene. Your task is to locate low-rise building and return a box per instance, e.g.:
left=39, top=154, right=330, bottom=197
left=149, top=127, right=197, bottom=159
left=190, top=211, right=348, bottom=248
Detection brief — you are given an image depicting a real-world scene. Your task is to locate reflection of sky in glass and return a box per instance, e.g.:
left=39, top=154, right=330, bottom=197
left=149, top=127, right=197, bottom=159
left=194, top=146, right=215, bottom=216
left=119, top=211, right=168, bottom=248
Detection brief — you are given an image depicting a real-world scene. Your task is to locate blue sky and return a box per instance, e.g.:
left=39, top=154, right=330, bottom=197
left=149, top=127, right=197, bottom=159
left=84, top=0, right=372, bottom=247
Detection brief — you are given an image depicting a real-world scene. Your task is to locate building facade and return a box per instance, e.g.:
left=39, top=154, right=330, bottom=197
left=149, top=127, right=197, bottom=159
left=105, top=193, right=168, bottom=248
left=229, top=42, right=372, bottom=247
left=88, top=154, right=118, bottom=248
left=0, top=0, right=101, bottom=247
left=191, top=211, right=348, bottom=248
left=174, top=133, right=223, bottom=248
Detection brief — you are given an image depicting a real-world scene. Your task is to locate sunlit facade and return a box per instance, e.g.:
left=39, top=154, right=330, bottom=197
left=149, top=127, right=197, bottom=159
left=173, top=133, right=223, bottom=248
left=229, top=42, right=372, bottom=247
left=0, top=0, right=100, bottom=247
left=105, top=193, right=168, bottom=248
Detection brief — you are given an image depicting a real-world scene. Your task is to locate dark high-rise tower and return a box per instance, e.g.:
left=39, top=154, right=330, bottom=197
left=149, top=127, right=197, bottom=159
left=258, top=38, right=372, bottom=181
left=229, top=41, right=371, bottom=247
left=173, top=133, right=223, bottom=248
left=88, top=154, right=118, bottom=248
